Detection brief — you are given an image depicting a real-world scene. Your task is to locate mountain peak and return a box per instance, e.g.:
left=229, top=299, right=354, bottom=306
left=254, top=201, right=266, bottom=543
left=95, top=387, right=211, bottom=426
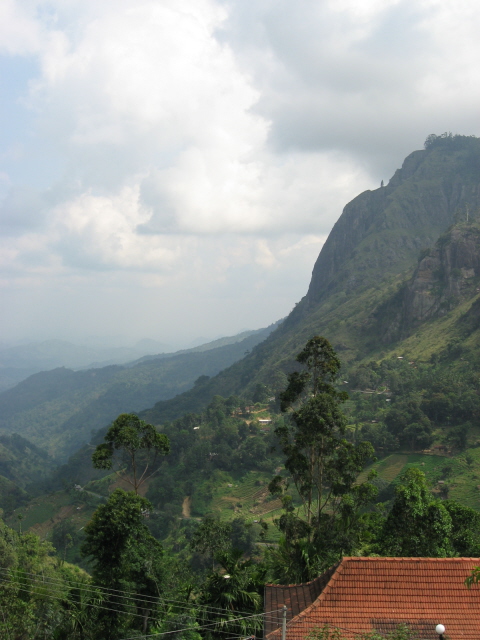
left=305, top=135, right=480, bottom=308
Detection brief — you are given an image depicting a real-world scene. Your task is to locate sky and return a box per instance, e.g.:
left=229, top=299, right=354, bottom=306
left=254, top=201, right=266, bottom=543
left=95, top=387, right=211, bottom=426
left=1, top=0, right=480, bottom=348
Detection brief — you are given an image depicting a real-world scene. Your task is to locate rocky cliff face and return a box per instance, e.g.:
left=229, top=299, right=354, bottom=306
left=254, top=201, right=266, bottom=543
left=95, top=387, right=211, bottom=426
left=376, top=222, right=480, bottom=342
left=405, top=226, right=480, bottom=321
left=305, top=137, right=480, bottom=308
left=139, top=137, right=480, bottom=424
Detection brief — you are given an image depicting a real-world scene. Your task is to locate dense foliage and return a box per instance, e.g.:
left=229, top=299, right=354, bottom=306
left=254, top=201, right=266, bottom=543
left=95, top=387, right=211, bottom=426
left=347, top=355, right=480, bottom=457
left=146, top=394, right=282, bottom=522
left=268, top=337, right=377, bottom=582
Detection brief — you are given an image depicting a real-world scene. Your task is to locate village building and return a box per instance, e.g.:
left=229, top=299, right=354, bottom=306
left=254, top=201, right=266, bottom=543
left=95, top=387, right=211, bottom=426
left=265, top=557, right=480, bottom=639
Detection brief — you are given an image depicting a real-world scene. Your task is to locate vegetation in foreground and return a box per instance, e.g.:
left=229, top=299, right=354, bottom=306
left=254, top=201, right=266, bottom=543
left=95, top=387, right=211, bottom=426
left=3, top=337, right=480, bottom=639
left=3, top=136, right=480, bottom=637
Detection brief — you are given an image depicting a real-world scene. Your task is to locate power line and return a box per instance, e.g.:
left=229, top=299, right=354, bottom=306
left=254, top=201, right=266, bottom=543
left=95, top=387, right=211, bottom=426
left=1, top=579, right=259, bottom=637
left=0, top=571, right=280, bottom=633
left=5, top=587, right=256, bottom=640
left=0, top=566, right=276, bottom=619
left=4, top=578, right=272, bottom=639
left=2, top=578, right=174, bottom=627
left=117, top=610, right=276, bottom=640
left=0, top=571, right=281, bottom=637
left=0, top=580, right=164, bottom=623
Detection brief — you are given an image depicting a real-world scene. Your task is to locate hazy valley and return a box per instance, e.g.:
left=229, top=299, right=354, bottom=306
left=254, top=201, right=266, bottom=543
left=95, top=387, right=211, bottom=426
left=3, top=134, right=480, bottom=639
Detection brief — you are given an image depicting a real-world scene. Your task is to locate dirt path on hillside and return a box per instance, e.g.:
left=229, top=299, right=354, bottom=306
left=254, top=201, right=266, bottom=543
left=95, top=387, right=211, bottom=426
left=182, top=496, right=191, bottom=518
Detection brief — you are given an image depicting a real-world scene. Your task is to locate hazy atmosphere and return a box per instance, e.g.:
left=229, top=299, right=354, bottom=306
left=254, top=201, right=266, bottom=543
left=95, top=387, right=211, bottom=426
left=1, top=0, right=480, bottom=347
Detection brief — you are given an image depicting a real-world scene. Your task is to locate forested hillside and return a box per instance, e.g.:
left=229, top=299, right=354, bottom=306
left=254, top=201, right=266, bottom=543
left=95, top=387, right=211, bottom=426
left=142, top=134, right=480, bottom=425
left=3, top=135, right=480, bottom=640
left=0, top=325, right=276, bottom=459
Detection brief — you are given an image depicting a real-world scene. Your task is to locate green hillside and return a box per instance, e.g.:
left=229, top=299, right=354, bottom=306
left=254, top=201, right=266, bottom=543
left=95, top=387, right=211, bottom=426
left=142, top=134, right=480, bottom=425
left=8, top=134, right=480, bottom=544
left=0, top=433, right=54, bottom=514
left=0, top=324, right=276, bottom=459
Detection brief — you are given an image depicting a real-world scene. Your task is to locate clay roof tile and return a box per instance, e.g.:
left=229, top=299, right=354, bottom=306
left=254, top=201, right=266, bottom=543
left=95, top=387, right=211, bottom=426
left=265, top=557, right=480, bottom=640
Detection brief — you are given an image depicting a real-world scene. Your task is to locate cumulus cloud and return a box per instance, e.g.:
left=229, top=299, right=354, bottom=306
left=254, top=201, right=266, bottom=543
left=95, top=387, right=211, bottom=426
left=0, top=0, right=479, bottom=343
left=220, top=0, right=480, bottom=172
left=50, top=186, right=182, bottom=271
left=0, top=0, right=42, bottom=55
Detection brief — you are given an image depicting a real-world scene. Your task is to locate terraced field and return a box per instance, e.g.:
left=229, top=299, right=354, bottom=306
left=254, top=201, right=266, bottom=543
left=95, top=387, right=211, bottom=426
left=209, top=470, right=283, bottom=535
left=375, top=454, right=409, bottom=482
left=7, top=488, right=102, bottom=540
left=357, top=447, right=480, bottom=512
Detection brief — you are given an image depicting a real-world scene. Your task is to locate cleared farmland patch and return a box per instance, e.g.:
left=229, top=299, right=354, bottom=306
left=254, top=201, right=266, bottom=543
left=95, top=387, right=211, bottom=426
left=358, top=454, right=408, bottom=484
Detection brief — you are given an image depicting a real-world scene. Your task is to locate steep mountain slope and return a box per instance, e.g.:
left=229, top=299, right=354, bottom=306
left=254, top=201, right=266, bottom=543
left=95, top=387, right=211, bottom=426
left=142, top=135, right=480, bottom=425
left=372, top=220, right=480, bottom=345
left=0, top=325, right=276, bottom=459
left=10, top=134, right=480, bottom=533
left=0, top=433, right=54, bottom=514
left=306, top=136, right=480, bottom=305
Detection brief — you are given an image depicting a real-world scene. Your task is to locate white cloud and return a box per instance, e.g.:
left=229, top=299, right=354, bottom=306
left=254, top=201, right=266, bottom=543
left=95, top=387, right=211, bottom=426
left=3, top=0, right=370, bottom=277
left=51, top=186, right=182, bottom=270
left=140, top=149, right=368, bottom=236
left=221, top=0, right=480, bottom=172
left=0, top=0, right=42, bottom=55
left=1, top=0, right=480, bottom=344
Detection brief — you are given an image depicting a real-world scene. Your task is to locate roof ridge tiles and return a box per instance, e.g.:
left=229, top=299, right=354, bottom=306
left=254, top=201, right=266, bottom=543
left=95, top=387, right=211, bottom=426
left=341, top=556, right=480, bottom=562
left=283, top=559, right=349, bottom=627
left=265, top=572, right=337, bottom=589
left=266, top=557, right=480, bottom=639
left=265, top=563, right=341, bottom=590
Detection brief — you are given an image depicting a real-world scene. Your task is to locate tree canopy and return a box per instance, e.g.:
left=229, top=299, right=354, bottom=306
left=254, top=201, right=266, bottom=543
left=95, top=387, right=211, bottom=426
left=376, top=468, right=453, bottom=557
left=81, top=488, right=165, bottom=639
left=269, top=336, right=377, bottom=581
left=92, top=413, right=170, bottom=493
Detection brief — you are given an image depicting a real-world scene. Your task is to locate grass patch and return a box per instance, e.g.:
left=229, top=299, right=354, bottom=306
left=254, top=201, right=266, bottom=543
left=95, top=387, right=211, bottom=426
left=207, top=470, right=284, bottom=541
left=358, top=453, right=408, bottom=484
left=9, top=491, right=73, bottom=531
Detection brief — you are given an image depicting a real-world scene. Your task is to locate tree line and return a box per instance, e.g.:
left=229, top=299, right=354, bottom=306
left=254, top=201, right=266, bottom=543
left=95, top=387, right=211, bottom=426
left=3, top=337, right=480, bottom=638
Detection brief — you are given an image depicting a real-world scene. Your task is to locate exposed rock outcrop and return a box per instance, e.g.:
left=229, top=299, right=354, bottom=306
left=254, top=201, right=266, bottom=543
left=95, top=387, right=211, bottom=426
left=376, top=222, right=480, bottom=342
left=305, top=137, right=480, bottom=308
left=404, top=226, right=480, bottom=322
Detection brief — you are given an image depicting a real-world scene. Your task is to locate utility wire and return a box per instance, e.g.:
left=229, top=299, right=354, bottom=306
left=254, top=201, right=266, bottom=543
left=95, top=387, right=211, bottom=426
left=0, top=573, right=280, bottom=630
left=1, top=579, right=253, bottom=636
left=117, top=610, right=275, bottom=640
left=1, top=573, right=281, bottom=635
left=1, top=566, right=278, bottom=618
left=3, top=578, right=271, bottom=639
left=1, top=580, right=166, bottom=623
left=0, top=566, right=277, bottom=619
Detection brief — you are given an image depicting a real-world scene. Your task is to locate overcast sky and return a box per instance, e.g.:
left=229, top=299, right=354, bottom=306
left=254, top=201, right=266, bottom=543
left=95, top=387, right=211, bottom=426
left=1, top=0, right=479, bottom=348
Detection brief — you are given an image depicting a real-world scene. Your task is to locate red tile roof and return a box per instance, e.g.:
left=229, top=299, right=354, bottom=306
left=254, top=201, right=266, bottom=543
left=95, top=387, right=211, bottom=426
left=265, top=557, right=480, bottom=640
left=264, top=564, right=339, bottom=636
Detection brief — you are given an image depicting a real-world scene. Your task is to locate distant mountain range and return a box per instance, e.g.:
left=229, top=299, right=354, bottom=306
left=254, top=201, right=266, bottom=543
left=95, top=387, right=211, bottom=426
left=0, top=338, right=174, bottom=392
left=0, top=325, right=279, bottom=459
left=140, top=134, right=480, bottom=424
